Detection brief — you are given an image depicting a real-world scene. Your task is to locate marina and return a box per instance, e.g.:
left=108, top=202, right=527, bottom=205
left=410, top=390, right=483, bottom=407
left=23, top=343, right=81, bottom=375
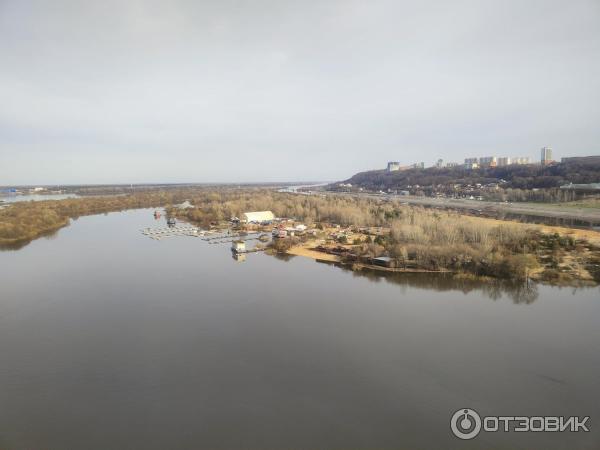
left=140, top=225, right=270, bottom=253
left=138, top=208, right=273, bottom=261
left=140, top=225, right=205, bottom=239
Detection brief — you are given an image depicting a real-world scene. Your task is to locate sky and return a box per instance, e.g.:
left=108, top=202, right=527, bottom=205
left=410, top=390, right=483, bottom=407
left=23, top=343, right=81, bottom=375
left=1, top=0, right=599, bottom=185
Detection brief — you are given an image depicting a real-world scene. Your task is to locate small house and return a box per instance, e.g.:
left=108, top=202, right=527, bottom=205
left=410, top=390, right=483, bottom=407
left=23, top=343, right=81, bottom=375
left=231, top=240, right=246, bottom=253
left=372, top=256, right=395, bottom=268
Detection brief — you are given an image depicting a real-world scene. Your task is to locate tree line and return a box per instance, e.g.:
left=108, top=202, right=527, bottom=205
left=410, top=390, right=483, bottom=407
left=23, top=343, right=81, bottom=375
left=2, top=188, right=597, bottom=286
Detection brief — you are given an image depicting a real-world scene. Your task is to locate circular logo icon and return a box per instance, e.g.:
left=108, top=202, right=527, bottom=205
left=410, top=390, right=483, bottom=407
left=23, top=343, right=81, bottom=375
left=451, top=408, right=482, bottom=440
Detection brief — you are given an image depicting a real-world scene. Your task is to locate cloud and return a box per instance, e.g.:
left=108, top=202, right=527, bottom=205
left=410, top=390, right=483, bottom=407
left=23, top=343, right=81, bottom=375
left=1, top=0, right=599, bottom=183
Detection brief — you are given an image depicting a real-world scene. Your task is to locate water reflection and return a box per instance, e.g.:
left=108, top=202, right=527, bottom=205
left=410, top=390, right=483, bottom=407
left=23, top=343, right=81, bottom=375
left=271, top=252, right=296, bottom=262
left=235, top=249, right=599, bottom=305
left=313, top=261, right=541, bottom=304
left=0, top=227, right=63, bottom=251
left=232, top=252, right=246, bottom=262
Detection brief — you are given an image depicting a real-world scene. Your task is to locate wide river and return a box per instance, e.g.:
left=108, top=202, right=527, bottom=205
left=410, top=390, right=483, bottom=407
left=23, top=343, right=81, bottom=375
left=0, top=209, right=598, bottom=450
left=0, top=193, right=79, bottom=203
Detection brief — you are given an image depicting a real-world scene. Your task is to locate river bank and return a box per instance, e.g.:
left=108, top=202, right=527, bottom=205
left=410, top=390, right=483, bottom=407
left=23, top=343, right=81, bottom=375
left=280, top=213, right=600, bottom=286
left=2, top=188, right=599, bottom=286
left=285, top=239, right=598, bottom=286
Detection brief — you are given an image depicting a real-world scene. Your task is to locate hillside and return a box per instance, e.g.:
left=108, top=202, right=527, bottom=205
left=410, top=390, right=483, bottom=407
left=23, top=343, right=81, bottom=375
left=333, top=157, right=600, bottom=194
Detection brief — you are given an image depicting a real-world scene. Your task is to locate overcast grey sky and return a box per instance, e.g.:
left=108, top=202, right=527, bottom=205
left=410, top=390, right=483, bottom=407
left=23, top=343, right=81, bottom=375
left=1, top=0, right=599, bottom=184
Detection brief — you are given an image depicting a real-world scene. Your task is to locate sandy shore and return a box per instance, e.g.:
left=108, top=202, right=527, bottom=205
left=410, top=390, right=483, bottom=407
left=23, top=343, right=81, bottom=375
left=286, top=243, right=340, bottom=262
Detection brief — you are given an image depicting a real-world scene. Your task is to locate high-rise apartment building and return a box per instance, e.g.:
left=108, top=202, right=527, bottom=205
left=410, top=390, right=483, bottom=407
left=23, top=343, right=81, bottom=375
left=541, top=146, right=553, bottom=165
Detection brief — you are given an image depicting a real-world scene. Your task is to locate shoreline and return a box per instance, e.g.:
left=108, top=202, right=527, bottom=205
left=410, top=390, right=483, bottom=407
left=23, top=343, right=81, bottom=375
left=3, top=191, right=600, bottom=287
left=282, top=220, right=600, bottom=286
left=283, top=245, right=599, bottom=287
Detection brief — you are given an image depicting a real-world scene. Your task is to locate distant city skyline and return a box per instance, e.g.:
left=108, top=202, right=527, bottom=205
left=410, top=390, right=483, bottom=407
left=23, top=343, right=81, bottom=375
left=1, top=0, right=599, bottom=184
left=387, top=146, right=547, bottom=166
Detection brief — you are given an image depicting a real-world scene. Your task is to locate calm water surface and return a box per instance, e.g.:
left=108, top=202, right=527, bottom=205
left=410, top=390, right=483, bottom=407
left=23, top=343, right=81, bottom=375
left=1, top=193, right=78, bottom=203
left=0, top=209, right=598, bottom=450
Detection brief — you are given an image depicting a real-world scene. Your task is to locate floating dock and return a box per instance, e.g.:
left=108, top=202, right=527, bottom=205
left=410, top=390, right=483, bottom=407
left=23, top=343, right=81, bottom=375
left=140, top=227, right=270, bottom=259
left=140, top=226, right=205, bottom=240
left=140, top=227, right=267, bottom=243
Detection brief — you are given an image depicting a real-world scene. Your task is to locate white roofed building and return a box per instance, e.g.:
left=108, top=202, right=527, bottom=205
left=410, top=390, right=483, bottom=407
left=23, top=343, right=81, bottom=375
left=242, top=211, right=275, bottom=223
left=176, top=200, right=194, bottom=209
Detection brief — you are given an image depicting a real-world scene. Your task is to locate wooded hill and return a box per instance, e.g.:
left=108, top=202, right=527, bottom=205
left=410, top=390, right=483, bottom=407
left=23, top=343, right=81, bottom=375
left=335, top=156, right=600, bottom=192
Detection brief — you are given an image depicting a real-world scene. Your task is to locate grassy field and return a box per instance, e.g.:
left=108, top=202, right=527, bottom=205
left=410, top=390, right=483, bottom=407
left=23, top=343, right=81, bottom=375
left=553, top=198, right=600, bottom=209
